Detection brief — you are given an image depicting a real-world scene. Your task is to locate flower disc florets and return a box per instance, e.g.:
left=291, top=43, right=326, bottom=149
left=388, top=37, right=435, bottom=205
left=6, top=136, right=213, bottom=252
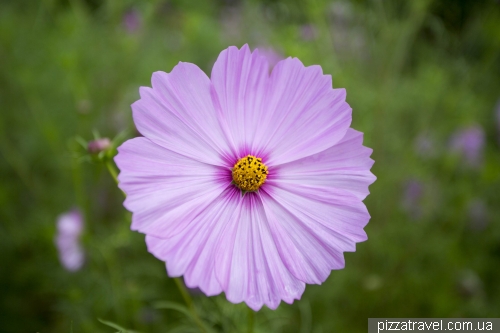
left=232, top=155, right=268, bottom=192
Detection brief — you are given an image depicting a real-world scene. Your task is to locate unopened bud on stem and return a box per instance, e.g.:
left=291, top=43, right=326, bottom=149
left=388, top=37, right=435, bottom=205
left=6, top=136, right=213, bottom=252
left=88, top=138, right=111, bottom=154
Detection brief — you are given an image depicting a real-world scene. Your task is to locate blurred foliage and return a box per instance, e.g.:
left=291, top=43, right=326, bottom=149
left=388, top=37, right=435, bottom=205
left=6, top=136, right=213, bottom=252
left=1, top=0, right=499, bottom=332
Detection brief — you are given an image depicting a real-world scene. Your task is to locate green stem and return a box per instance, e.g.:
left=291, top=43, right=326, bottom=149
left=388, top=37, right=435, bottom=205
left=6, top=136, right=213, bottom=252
left=173, top=277, right=193, bottom=308
left=247, top=307, right=254, bottom=333
left=174, top=278, right=206, bottom=333
left=106, top=159, right=119, bottom=184
left=105, top=158, right=206, bottom=332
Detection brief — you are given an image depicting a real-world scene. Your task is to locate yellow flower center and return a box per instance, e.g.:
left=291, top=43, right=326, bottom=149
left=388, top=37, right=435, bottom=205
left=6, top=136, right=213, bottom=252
left=232, top=155, right=268, bottom=192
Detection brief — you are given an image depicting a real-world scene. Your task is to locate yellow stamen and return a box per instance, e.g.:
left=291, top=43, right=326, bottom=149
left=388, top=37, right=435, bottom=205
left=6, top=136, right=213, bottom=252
left=232, top=155, right=268, bottom=192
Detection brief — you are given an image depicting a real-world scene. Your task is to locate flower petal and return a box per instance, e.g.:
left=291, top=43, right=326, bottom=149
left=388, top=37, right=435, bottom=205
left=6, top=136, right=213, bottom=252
left=115, top=137, right=231, bottom=238
left=132, top=62, right=234, bottom=166
left=210, top=44, right=270, bottom=157
left=258, top=58, right=351, bottom=165
left=214, top=191, right=305, bottom=310
left=269, top=129, right=376, bottom=200
left=145, top=187, right=243, bottom=296
left=56, top=238, right=85, bottom=272
left=260, top=181, right=370, bottom=284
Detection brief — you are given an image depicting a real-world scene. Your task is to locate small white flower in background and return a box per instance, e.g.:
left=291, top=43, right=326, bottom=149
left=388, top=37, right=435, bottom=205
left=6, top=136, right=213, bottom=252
left=55, top=209, right=84, bottom=272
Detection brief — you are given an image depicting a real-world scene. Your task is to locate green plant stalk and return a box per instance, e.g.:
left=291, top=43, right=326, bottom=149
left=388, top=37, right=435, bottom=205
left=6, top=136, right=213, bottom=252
left=104, top=158, right=206, bottom=332
left=247, top=307, right=254, bottom=333
left=106, top=160, right=119, bottom=184
left=173, top=277, right=207, bottom=333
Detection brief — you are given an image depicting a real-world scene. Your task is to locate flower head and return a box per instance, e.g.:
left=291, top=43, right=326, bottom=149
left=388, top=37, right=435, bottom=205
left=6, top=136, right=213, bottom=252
left=55, top=209, right=85, bottom=272
left=449, top=125, right=485, bottom=168
left=123, top=9, right=142, bottom=34
left=115, top=45, right=375, bottom=310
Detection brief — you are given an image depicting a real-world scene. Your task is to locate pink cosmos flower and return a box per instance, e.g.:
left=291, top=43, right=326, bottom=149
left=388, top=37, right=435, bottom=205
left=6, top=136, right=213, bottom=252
left=115, top=45, right=375, bottom=310
left=55, top=209, right=84, bottom=272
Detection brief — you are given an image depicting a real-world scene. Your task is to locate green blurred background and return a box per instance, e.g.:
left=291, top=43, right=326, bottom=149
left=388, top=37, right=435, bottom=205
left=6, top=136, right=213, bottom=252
left=1, top=0, right=500, bottom=332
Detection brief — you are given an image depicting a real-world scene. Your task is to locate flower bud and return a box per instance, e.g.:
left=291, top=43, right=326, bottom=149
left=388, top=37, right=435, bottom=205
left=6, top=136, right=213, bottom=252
left=88, top=138, right=111, bottom=154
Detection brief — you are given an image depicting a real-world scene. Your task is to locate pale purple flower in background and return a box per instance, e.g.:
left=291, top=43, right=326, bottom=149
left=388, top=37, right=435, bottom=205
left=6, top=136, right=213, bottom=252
left=115, top=45, right=375, bottom=310
left=300, top=24, right=318, bottom=41
left=55, top=209, right=84, bottom=272
left=123, top=9, right=142, bottom=34
left=467, top=199, right=488, bottom=231
left=57, top=210, right=83, bottom=236
left=402, top=179, right=423, bottom=220
left=88, top=138, right=111, bottom=154
left=257, top=46, right=283, bottom=70
left=449, top=125, right=485, bottom=168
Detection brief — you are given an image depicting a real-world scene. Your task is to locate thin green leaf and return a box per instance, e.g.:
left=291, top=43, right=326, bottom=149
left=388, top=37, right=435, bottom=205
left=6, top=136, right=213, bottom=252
left=153, top=301, right=216, bottom=333
left=97, top=318, right=140, bottom=333
left=111, top=129, right=130, bottom=148
left=153, top=301, right=194, bottom=319
left=92, top=129, right=100, bottom=140
left=74, top=136, right=88, bottom=149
